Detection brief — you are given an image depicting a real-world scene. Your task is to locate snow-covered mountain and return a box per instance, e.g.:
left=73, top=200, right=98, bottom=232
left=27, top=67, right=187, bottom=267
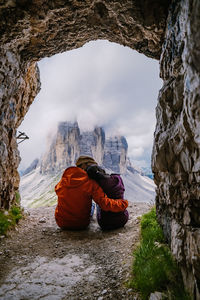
left=19, top=121, right=155, bottom=208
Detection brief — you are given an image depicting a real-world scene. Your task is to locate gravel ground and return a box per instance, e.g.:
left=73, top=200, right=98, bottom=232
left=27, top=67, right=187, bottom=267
left=0, top=202, right=151, bottom=300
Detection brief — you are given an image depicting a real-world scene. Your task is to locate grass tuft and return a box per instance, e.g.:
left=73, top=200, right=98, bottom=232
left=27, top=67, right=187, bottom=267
left=0, top=206, right=22, bottom=236
left=129, top=207, right=191, bottom=300
left=15, top=191, right=21, bottom=205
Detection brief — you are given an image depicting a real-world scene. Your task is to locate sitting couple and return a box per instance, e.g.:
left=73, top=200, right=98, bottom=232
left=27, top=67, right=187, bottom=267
left=55, top=155, right=129, bottom=230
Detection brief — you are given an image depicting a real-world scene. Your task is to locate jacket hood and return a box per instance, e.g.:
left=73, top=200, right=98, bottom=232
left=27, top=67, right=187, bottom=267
left=61, top=167, right=89, bottom=188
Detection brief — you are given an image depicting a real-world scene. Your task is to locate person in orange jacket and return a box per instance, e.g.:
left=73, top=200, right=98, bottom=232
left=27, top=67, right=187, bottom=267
left=55, top=155, right=128, bottom=230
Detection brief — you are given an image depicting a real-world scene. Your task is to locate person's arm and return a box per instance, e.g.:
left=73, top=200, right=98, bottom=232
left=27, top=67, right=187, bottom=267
left=91, top=180, right=128, bottom=212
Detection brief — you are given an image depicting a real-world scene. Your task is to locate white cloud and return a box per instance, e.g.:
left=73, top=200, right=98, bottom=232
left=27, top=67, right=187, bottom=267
left=18, top=40, right=162, bottom=170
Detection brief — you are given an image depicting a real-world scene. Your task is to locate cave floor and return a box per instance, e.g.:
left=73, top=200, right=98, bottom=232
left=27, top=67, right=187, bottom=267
left=0, top=202, right=150, bottom=300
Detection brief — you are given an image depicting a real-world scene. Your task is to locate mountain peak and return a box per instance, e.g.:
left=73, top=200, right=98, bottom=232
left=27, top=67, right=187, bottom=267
left=39, top=121, right=129, bottom=175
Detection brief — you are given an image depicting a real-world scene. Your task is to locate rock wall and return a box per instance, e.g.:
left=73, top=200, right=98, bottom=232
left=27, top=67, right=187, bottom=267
left=103, top=136, right=128, bottom=174
left=0, top=0, right=169, bottom=62
left=0, top=49, right=40, bottom=209
left=79, top=127, right=105, bottom=166
left=40, top=122, right=81, bottom=174
left=152, top=0, right=200, bottom=298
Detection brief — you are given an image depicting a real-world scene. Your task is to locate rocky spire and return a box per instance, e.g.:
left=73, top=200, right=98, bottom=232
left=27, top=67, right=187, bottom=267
left=39, top=121, right=128, bottom=175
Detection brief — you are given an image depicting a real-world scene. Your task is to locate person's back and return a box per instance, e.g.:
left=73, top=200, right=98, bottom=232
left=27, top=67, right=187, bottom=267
left=55, top=167, right=94, bottom=229
left=97, top=173, right=125, bottom=199
left=86, top=165, right=129, bottom=230
left=55, top=156, right=128, bottom=230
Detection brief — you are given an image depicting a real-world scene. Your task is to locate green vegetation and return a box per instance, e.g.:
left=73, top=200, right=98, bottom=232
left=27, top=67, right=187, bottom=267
left=130, top=207, right=190, bottom=300
left=15, top=191, right=21, bottom=204
left=29, top=195, right=57, bottom=208
left=0, top=205, right=22, bottom=236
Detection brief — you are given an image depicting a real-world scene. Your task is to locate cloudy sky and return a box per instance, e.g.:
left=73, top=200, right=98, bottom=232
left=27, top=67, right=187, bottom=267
left=18, top=40, right=162, bottom=170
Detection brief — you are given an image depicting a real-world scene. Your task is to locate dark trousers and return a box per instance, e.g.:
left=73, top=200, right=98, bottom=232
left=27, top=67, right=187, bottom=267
left=96, top=205, right=129, bottom=230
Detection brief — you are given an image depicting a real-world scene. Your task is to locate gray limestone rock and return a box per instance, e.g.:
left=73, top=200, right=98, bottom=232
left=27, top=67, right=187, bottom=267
left=22, top=159, right=39, bottom=176
left=40, top=121, right=128, bottom=175
left=149, top=291, right=166, bottom=300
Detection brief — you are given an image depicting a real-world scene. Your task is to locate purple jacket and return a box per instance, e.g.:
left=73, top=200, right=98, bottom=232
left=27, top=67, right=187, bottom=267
left=98, top=174, right=125, bottom=199
left=96, top=174, right=129, bottom=230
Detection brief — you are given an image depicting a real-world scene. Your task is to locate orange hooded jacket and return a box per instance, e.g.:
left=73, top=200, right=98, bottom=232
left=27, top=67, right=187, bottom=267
left=55, top=167, right=128, bottom=229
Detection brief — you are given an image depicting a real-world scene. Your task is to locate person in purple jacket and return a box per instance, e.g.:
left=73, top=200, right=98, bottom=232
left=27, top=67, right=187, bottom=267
left=86, top=164, right=129, bottom=230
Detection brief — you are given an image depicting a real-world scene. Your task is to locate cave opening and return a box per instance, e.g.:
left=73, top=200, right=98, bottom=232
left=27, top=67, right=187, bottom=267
left=1, top=1, right=199, bottom=296
left=18, top=40, right=162, bottom=208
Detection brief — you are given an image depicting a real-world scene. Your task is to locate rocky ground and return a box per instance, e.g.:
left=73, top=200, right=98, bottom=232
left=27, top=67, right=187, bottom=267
left=0, top=202, right=151, bottom=300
